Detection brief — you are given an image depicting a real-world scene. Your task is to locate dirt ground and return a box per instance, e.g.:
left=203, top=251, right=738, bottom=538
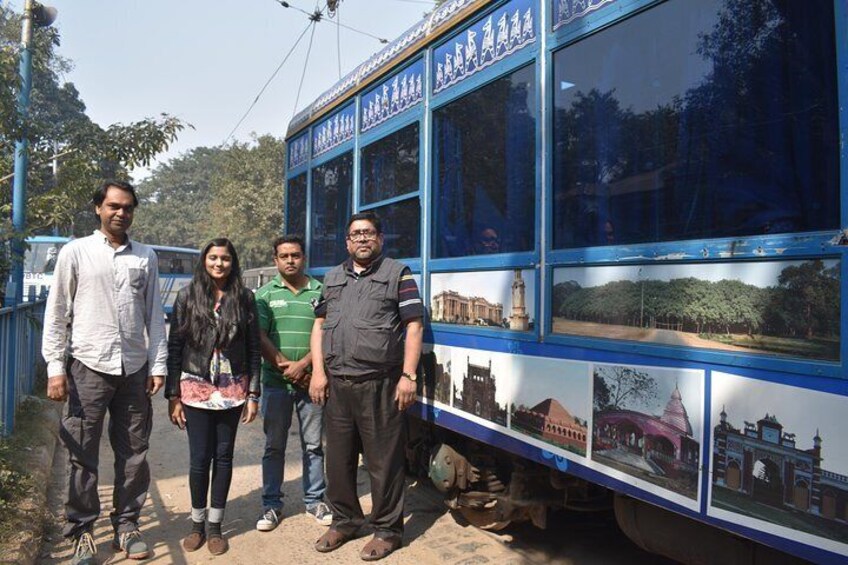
left=37, top=395, right=672, bottom=565
left=36, top=395, right=536, bottom=564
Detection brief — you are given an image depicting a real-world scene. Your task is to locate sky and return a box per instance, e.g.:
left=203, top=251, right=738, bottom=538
left=7, top=0, right=434, bottom=179
left=552, top=259, right=840, bottom=289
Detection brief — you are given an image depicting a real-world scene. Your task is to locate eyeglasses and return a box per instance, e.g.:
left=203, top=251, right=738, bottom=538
left=347, top=229, right=378, bottom=242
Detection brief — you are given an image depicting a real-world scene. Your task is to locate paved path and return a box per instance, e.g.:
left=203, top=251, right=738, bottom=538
left=39, top=395, right=669, bottom=564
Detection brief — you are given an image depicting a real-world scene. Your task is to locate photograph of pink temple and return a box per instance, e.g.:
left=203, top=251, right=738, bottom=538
left=591, top=363, right=703, bottom=500
left=431, top=269, right=534, bottom=330
left=712, top=407, right=848, bottom=544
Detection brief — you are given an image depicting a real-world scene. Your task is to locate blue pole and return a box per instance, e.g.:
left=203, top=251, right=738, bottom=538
left=3, top=0, right=34, bottom=435
left=4, top=1, right=33, bottom=309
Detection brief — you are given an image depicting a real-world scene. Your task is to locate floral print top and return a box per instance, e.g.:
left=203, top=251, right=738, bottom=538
left=179, top=303, right=248, bottom=410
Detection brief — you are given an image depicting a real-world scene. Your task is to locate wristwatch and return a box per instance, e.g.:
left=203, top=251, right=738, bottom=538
left=401, top=372, right=417, bottom=382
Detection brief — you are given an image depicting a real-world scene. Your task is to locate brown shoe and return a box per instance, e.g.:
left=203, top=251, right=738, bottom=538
left=182, top=531, right=205, bottom=552
left=207, top=533, right=228, bottom=555
left=360, top=534, right=402, bottom=561
left=315, top=528, right=351, bottom=553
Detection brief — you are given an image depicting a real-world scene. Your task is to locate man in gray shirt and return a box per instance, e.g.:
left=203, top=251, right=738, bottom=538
left=42, top=180, right=167, bottom=564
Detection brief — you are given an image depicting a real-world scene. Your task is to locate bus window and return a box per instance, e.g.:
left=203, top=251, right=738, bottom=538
left=551, top=0, right=839, bottom=249
left=433, top=64, right=536, bottom=258
left=311, top=152, right=353, bottom=267
left=25, top=242, right=63, bottom=274
left=365, top=198, right=421, bottom=260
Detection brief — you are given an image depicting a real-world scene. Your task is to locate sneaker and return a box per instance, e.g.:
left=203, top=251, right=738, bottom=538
left=256, top=508, right=282, bottom=532
left=112, top=529, right=150, bottom=560
left=72, top=531, right=97, bottom=565
left=306, top=502, right=333, bottom=526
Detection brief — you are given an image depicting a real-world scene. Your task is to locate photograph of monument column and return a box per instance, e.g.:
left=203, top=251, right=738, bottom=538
left=431, top=269, right=535, bottom=330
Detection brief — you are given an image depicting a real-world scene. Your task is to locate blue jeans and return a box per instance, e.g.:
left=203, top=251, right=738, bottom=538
left=261, top=387, right=326, bottom=511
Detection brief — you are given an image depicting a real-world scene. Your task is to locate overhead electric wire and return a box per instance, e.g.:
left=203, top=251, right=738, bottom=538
left=222, top=20, right=313, bottom=146
left=293, top=19, right=319, bottom=118
left=336, top=4, right=342, bottom=79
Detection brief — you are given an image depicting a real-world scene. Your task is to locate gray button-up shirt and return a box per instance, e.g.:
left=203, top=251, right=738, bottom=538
left=42, top=231, right=168, bottom=378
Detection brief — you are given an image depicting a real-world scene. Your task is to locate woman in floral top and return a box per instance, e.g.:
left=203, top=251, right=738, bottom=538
left=165, top=238, right=261, bottom=555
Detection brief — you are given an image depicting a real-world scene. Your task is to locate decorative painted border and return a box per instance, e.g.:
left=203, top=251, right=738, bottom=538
left=361, top=59, right=424, bottom=133
left=311, top=103, right=356, bottom=158
left=553, top=0, right=617, bottom=31
left=433, top=0, right=537, bottom=95
left=287, top=132, right=309, bottom=170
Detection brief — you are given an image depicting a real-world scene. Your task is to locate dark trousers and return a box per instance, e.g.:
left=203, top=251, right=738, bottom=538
left=60, top=359, right=152, bottom=539
left=183, top=405, right=242, bottom=511
left=325, top=376, right=406, bottom=539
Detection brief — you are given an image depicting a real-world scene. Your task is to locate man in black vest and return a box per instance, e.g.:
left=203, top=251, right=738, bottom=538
left=309, top=212, right=423, bottom=561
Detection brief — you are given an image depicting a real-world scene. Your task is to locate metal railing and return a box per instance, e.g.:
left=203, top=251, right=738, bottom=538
left=0, top=300, right=46, bottom=435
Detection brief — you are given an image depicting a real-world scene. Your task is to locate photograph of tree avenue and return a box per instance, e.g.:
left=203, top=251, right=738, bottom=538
left=710, top=372, right=848, bottom=553
left=452, top=348, right=511, bottom=427
left=552, top=259, right=840, bottom=361
left=419, top=344, right=453, bottom=405
left=591, top=363, right=703, bottom=501
left=431, top=269, right=535, bottom=330
left=510, top=357, right=590, bottom=457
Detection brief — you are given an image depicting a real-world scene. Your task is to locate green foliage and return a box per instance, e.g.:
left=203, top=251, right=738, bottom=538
left=133, top=135, right=285, bottom=269
left=594, top=365, right=657, bottom=411
left=0, top=5, right=188, bottom=299
left=553, top=260, right=840, bottom=346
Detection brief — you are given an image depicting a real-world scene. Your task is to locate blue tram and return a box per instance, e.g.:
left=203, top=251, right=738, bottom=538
left=284, top=1, right=848, bottom=562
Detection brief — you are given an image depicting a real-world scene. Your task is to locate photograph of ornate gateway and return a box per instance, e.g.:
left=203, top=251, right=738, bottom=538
left=592, top=364, right=702, bottom=500
left=511, top=398, right=587, bottom=456
left=453, top=356, right=507, bottom=426
left=712, top=408, right=848, bottom=532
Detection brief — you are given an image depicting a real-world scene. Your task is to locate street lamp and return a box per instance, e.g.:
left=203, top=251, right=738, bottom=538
left=5, top=0, right=57, bottom=307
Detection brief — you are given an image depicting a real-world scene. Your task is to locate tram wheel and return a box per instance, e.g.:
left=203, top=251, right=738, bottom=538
left=458, top=504, right=511, bottom=531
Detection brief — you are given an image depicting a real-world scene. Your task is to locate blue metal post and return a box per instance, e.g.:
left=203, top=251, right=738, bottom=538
left=5, top=0, right=34, bottom=309
left=3, top=0, right=34, bottom=435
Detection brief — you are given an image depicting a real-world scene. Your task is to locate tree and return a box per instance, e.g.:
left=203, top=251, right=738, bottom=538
left=204, top=135, right=285, bottom=269
left=0, top=5, right=188, bottom=298
left=132, top=147, right=224, bottom=249
left=595, top=365, right=657, bottom=411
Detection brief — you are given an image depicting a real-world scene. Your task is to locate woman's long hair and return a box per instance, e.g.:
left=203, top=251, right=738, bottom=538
left=178, top=238, right=247, bottom=348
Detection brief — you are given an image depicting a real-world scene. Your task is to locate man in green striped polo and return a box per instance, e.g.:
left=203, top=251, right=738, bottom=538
left=254, top=235, right=331, bottom=531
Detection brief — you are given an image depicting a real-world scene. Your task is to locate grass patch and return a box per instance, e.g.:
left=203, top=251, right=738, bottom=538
left=0, top=396, right=52, bottom=542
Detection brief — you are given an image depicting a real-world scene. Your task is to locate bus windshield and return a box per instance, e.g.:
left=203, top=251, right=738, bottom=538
left=24, top=242, right=64, bottom=274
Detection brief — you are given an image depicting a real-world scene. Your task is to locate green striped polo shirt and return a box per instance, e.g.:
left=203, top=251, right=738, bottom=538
left=255, top=274, right=323, bottom=390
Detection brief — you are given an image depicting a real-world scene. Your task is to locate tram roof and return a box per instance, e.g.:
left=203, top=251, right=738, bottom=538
left=285, top=0, right=489, bottom=139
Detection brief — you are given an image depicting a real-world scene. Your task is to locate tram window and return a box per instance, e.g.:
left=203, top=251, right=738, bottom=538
left=433, top=65, right=536, bottom=258
left=361, top=122, right=420, bottom=206
left=287, top=173, right=307, bottom=238
left=551, top=0, right=839, bottom=249
left=365, top=198, right=421, bottom=259
left=311, top=152, right=353, bottom=267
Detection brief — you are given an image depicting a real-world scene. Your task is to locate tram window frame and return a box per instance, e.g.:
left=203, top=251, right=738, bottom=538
left=430, top=62, right=538, bottom=262
left=548, top=0, right=840, bottom=252
left=310, top=150, right=353, bottom=268
left=285, top=173, right=308, bottom=239
left=358, top=113, right=424, bottom=262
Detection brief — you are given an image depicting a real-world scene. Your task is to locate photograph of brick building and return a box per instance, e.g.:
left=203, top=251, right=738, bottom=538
left=509, top=356, right=591, bottom=457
